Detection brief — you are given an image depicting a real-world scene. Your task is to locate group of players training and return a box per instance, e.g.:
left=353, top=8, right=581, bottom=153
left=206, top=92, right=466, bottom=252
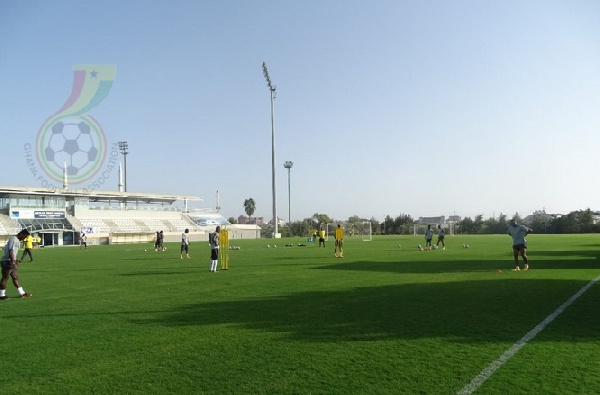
left=312, top=224, right=345, bottom=258
left=422, top=220, right=532, bottom=271
left=0, top=220, right=532, bottom=300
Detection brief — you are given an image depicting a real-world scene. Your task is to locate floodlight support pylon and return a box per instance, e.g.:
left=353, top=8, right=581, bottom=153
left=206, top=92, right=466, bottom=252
left=284, top=161, right=293, bottom=228
left=262, top=62, right=278, bottom=237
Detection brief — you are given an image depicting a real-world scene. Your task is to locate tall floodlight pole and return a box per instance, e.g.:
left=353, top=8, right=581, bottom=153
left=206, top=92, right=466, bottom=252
left=263, top=62, right=278, bottom=237
left=284, top=161, right=293, bottom=230
left=118, top=141, right=129, bottom=192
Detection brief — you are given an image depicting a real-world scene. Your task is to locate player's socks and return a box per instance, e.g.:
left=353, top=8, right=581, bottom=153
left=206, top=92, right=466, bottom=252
left=0, top=289, right=5, bottom=297
left=17, top=287, right=25, bottom=296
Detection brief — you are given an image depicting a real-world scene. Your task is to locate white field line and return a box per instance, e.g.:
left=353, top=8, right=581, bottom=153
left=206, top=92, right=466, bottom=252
left=458, top=274, right=600, bottom=395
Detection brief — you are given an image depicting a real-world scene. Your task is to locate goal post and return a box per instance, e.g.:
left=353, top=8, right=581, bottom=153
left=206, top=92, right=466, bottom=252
left=359, top=222, right=372, bottom=241
left=325, top=222, right=372, bottom=241
left=413, top=224, right=427, bottom=236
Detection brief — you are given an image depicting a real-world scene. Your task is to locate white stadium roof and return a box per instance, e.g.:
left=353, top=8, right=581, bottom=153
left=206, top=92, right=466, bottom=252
left=0, top=186, right=201, bottom=206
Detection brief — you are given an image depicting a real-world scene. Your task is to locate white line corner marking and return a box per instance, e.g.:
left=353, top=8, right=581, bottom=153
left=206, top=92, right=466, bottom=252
left=458, top=275, right=600, bottom=395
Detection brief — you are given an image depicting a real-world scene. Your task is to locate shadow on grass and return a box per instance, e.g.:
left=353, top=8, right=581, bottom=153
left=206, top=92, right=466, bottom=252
left=119, top=271, right=198, bottom=276
left=319, top=246, right=600, bottom=274
left=118, top=257, right=183, bottom=261
left=315, top=256, right=600, bottom=274
left=134, top=277, right=599, bottom=343
left=317, top=259, right=501, bottom=274
left=535, top=250, right=600, bottom=259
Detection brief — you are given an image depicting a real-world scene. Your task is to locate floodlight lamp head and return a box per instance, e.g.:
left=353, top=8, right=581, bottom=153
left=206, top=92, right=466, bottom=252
left=265, top=77, right=274, bottom=90
left=262, top=62, right=275, bottom=91
left=118, top=141, right=129, bottom=154
left=284, top=161, right=293, bottom=169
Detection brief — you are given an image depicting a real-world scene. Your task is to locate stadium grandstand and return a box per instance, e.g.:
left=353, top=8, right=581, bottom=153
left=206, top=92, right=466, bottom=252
left=0, top=186, right=259, bottom=246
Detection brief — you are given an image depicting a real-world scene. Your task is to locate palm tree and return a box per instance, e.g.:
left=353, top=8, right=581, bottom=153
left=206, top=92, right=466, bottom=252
left=244, top=198, right=256, bottom=224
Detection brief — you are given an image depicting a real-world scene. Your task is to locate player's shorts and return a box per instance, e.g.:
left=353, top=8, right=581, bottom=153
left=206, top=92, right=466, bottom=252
left=438, top=235, right=445, bottom=241
left=1, top=260, right=17, bottom=275
left=181, top=244, right=189, bottom=253
left=211, top=248, right=219, bottom=260
left=513, top=243, right=527, bottom=250
left=426, top=238, right=432, bottom=243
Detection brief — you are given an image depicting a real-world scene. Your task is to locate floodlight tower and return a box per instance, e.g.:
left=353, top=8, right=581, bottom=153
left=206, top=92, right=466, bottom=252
left=118, top=141, right=129, bottom=192
left=262, top=62, right=278, bottom=237
left=284, top=161, right=293, bottom=227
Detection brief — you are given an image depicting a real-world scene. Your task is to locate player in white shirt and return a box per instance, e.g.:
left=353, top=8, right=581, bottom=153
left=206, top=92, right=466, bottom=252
left=436, top=225, right=446, bottom=250
left=425, top=225, right=434, bottom=250
left=181, top=229, right=190, bottom=259
left=508, top=219, right=533, bottom=271
left=209, top=226, right=220, bottom=272
left=1, top=229, right=33, bottom=300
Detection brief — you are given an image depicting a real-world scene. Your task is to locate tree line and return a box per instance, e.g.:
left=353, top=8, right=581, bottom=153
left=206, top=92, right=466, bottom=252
left=452, top=209, right=600, bottom=234
left=232, top=199, right=600, bottom=236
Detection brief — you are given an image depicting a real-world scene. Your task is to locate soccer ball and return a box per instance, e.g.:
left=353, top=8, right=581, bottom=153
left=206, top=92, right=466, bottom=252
left=37, top=115, right=106, bottom=184
left=45, top=120, right=99, bottom=177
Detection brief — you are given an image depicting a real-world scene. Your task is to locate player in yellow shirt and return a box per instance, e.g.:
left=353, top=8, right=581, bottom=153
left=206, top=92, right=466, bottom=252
left=318, top=228, right=326, bottom=247
left=20, top=233, right=34, bottom=262
left=334, top=224, right=344, bottom=258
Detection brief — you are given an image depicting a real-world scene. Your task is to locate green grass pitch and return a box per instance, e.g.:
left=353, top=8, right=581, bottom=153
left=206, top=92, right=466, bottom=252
left=1, top=234, right=599, bottom=394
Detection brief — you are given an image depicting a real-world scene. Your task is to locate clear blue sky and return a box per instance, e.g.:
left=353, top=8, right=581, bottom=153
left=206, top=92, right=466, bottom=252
left=1, top=0, right=599, bottom=222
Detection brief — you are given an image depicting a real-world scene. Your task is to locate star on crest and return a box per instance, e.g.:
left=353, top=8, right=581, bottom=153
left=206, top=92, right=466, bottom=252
left=90, top=70, right=98, bottom=79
